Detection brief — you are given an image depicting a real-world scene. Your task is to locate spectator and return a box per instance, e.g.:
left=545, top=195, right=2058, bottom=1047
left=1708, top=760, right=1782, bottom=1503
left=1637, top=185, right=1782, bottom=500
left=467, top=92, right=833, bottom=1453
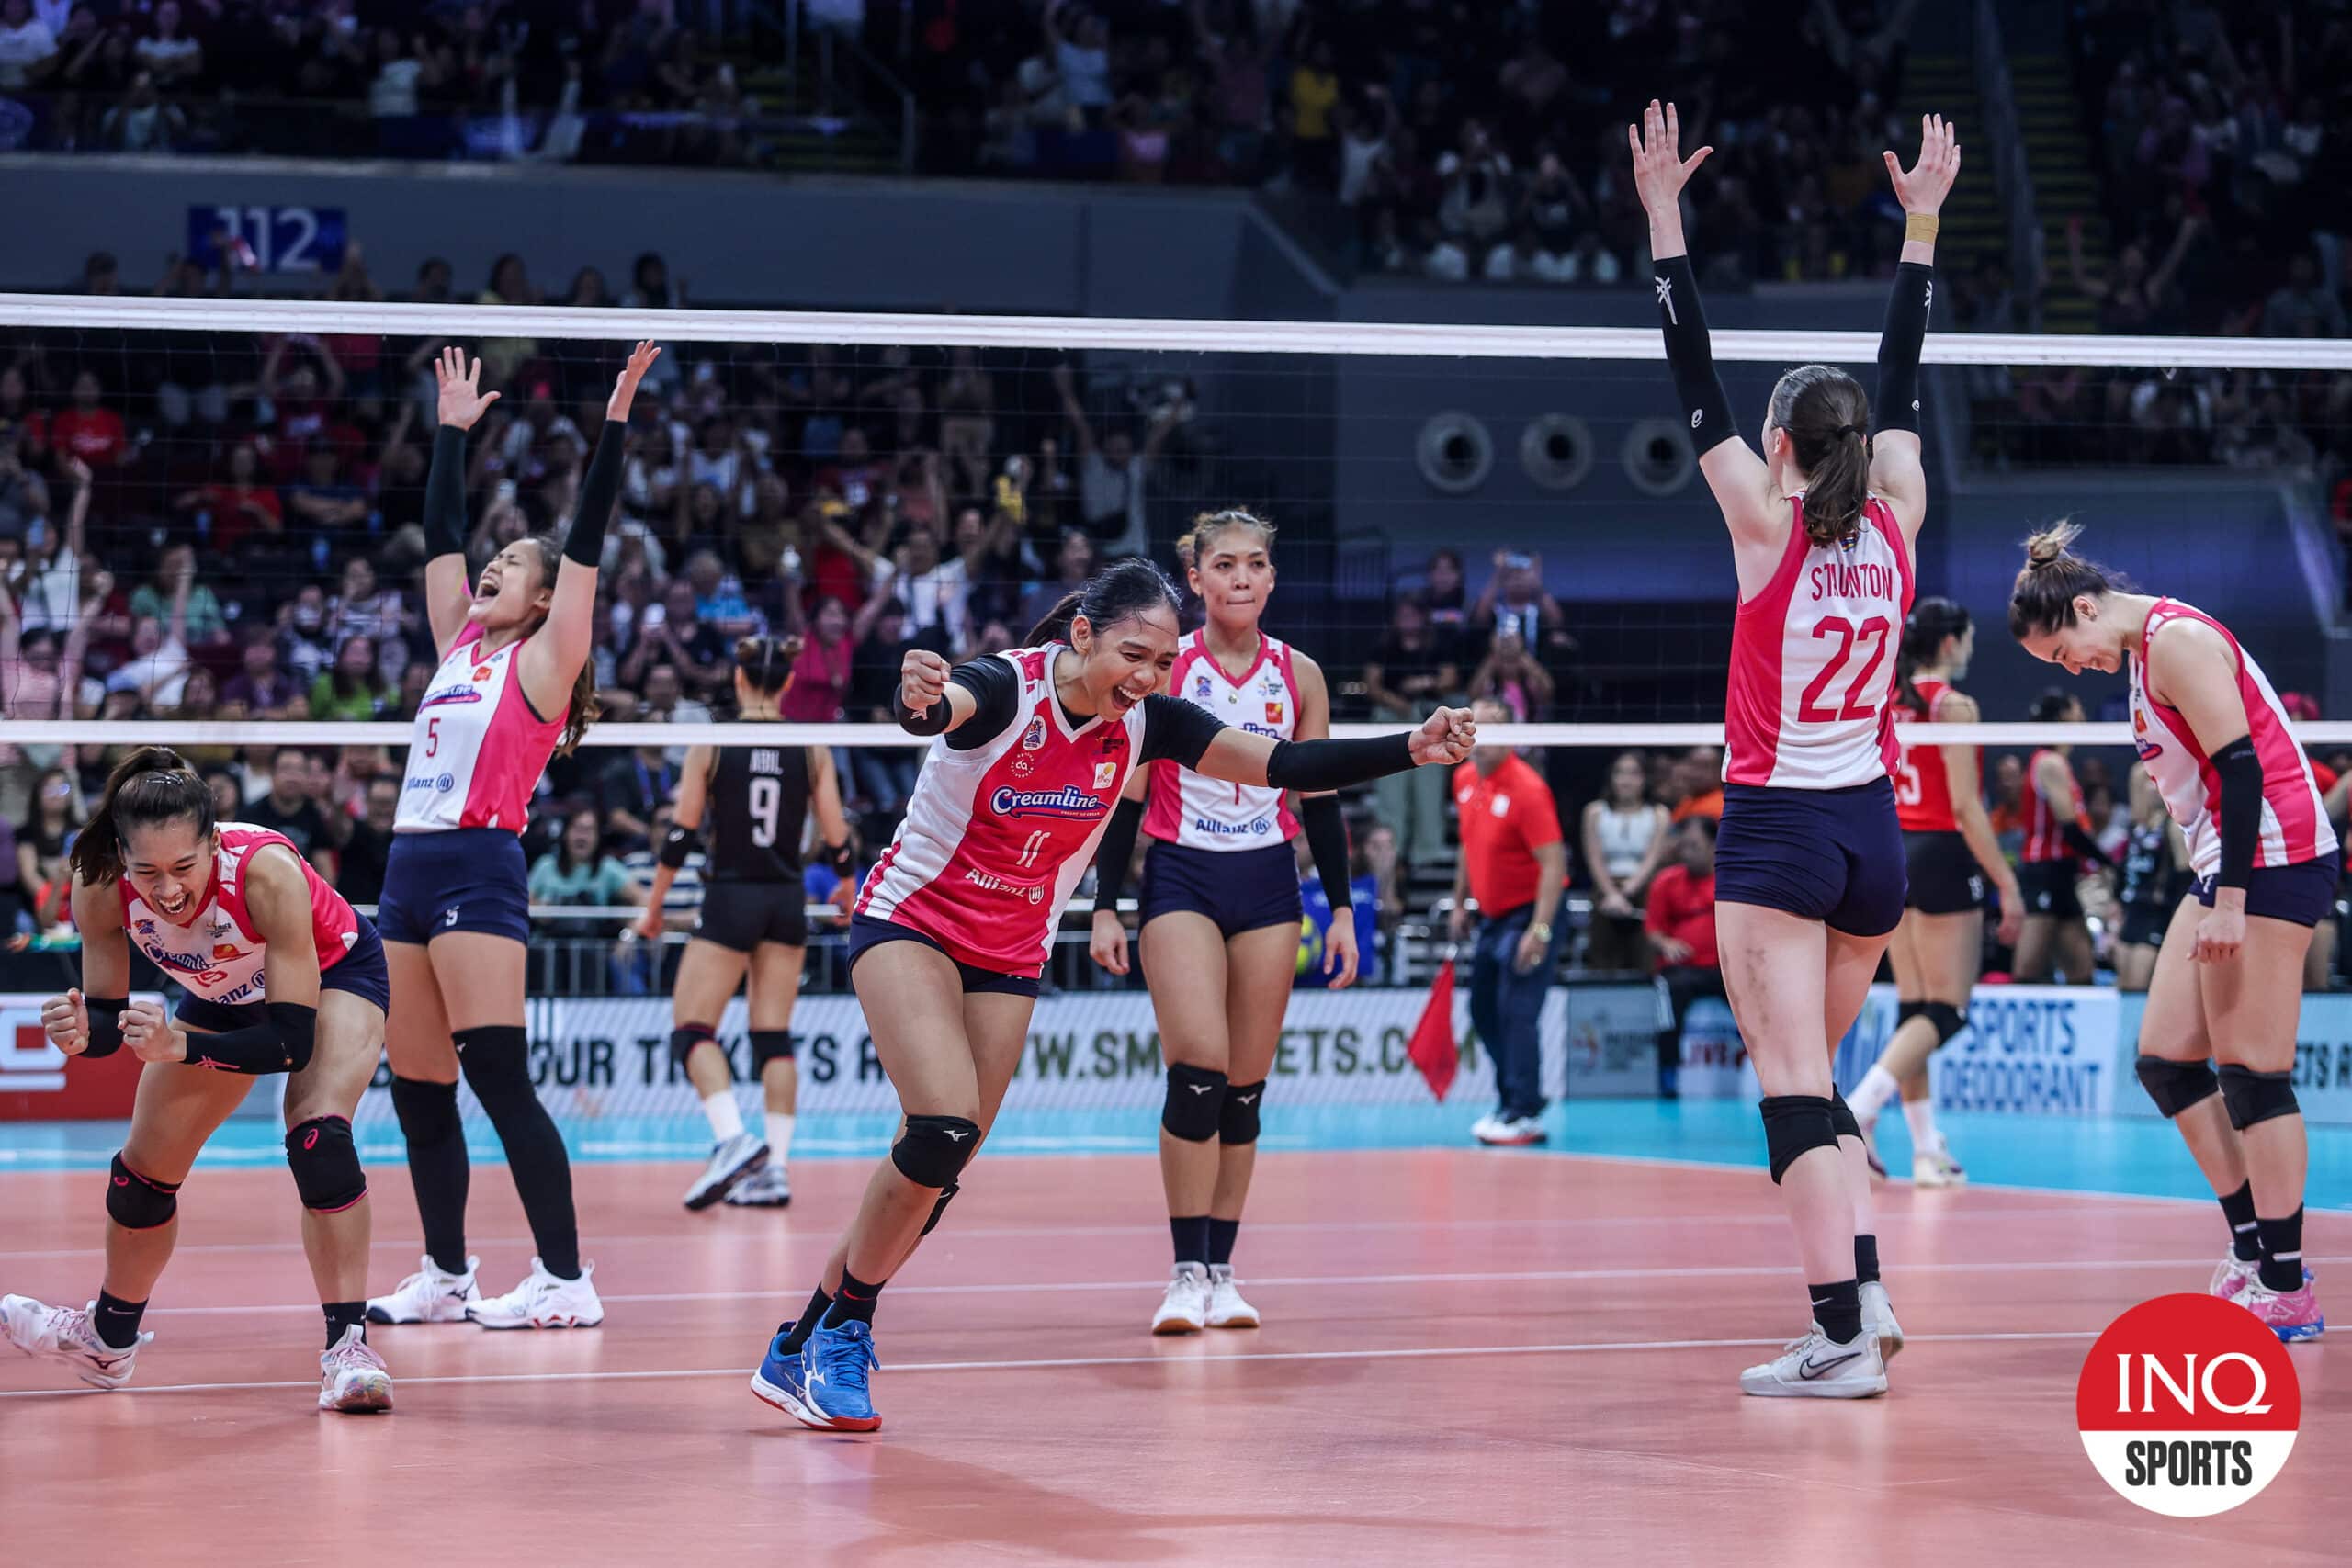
left=1363, top=593, right=1461, bottom=871
left=201, top=766, right=240, bottom=826
left=1582, top=750, right=1671, bottom=973
left=846, top=594, right=921, bottom=812
left=1286, top=37, right=1340, bottom=187
left=2262, top=249, right=2349, bottom=339
left=528, top=805, right=644, bottom=940
left=223, top=625, right=300, bottom=717
left=1423, top=547, right=1468, bottom=630
left=17, top=765, right=77, bottom=930
left=1050, top=360, right=1177, bottom=559
left=13, top=453, right=88, bottom=633
left=1295, top=831, right=1384, bottom=988
left=953, top=507, right=1024, bottom=634
left=133, top=2, right=200, bottom=85
left=129, top=545, right=228, bottom=649
left=1447, top=698, right=1568, bottom=1148
left=1469, top=624, right=1555, bottom=722
left=621, top=578, right=730, bottom=699
left=1019, top=528, right=1096, bottom=637
left=330, top=555, right=410, bottom=683
left=336, top=770, right=400, bottom=908
left=48, top=369, right=127, bottom=468
left=243, top=745, right=348, bottom=873
left=1043, top=1, right=1112, bottom=125
left=874, top=519, right=969, bottom=656
left=781, top=595, right=854, bottom=723
left=0, top=0, right=57, bottom=91
left=100, top=69, right=187, bottom=152
left=1646, top=815, right=1724, bottom=1100
left=309, top=632, right=387, bottom=720
left=106, top=597, right=194, bottom=712
left=0, top=580, right=85, bottom=824
left=596, top=744, right=676, bottom=854
left=277, top=582, right=335, bottom=682
left=175, top=443, right=285, bottom=557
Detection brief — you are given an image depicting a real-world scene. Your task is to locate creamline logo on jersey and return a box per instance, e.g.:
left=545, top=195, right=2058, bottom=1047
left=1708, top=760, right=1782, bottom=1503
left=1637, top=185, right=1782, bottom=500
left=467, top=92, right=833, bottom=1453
left=418, top=682, right=486, bottom=710
left=989, top=784, right=1110, bottom=818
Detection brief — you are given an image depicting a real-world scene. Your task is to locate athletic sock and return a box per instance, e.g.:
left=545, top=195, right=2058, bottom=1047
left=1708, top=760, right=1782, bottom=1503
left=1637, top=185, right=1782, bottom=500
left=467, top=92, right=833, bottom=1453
left=92, top=1290, right=146, bottom=1350
left=1809, top=1279, right=1864, bottom=1345
left=323, top=1301, right=368, bottom=1349
left=1901, top=1094, right=1940, bottom=1152
left=2257, top=1208, right=2305, bottom=1293
left=1207, top=1217, right=1240, bottom=1269
left=824, top=1269, right=883, bottom=1327
left=457, top=1026, right=582, bottom=1280
left=702, top=1090, right=745, bottom=1142
left=764, top=1111, right=797, bottom=1164
left=1849, top=1064, right=1899, bottom=1123
left=1854, top=1235, right=1881, bottom=1287
left=778, top=1286, right=831, bottom=1352
left=2221, top=1180, right=2262, bottom=1263
left=1170, top=1214, right=1210, bottom=1267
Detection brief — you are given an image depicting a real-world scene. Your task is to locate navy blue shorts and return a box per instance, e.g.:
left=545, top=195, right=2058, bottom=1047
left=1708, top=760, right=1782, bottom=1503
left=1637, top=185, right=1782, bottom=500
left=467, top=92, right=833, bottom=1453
left=1716, top=777, right=1907, bottom=938
left=377, top=829, right=531, bottom=946
left=2194, top=851, right=2343, bottom=929
left=1139, top=840, right=1303, bottom=939
left=174, top=915, right=391, bottom=1034
left=848, top=914, right=1042, bottom=998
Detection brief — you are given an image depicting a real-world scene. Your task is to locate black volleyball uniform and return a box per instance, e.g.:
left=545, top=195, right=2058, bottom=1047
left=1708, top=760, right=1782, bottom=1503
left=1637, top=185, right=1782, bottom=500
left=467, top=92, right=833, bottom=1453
left=695, top=743, right=814, bottom=952
left=2115, top=820, right=2183, bottom=948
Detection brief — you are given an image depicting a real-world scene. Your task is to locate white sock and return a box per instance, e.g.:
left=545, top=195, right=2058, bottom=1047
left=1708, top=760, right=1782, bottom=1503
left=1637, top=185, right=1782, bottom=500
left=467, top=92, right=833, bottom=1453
left=1849, top=1064, right=1900, bottom=1123
left=702, top=1090, right=745, bottom=1142
left=763, top=1111, right=796, bottom=1163
left=1902, top=1095, right=1939, bottom=1151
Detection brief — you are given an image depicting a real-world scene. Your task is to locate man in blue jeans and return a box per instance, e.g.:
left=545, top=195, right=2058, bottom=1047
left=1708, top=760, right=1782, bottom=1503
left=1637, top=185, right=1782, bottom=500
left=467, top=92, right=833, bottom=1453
left=1447, top=700, right=1569, bottom=1145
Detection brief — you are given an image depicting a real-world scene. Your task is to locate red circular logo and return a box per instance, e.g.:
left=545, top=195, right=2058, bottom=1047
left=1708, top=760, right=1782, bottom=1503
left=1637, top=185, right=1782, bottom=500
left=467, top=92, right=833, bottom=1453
left=2076, top=1293, right=2301, bottom=1517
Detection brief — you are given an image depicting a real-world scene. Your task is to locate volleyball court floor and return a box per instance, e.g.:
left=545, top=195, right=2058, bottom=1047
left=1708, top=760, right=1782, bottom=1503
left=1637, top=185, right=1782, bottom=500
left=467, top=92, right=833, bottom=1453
left=4, top=1101, right=2346, bottom=1567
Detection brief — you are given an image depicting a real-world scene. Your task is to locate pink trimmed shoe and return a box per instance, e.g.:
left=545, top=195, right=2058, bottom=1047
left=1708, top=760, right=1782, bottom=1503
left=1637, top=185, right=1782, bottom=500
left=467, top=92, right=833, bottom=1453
left=2236, top=1277, right=2324, bottom=1343
left=2210, top=1254, right=2258, bottom=1301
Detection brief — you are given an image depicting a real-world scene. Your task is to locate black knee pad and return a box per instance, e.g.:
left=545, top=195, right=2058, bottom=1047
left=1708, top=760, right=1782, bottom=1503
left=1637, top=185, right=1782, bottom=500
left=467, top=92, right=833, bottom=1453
left=285, top=1115, right=368, bottom=1213
left=456, top=1026, right=536, bottom=1117
left=921, top=1179, right=960, bottom=1236
left=891, top=1113, right=981, bottom=1190
left=1896, top=999, right=1928, bottom=1029
left=1162, top=1063, right=1228, bottom=1143
left=1921, top=1001, right=1968, bottom=1049
left=2219, top=1064, right=2299, bottom=1131
left=1827, top=1089, right=1860, bottom=1141
left=390, top=1075, right=461, bottom=1144
left=2135, top=1055, right=2221, bottom=1119
left=106, top=1154, right=180, bottom=1231
left=1219, top=1079, right=1266, bottom=1145
left=670, top=1024, right=719, bottom=1070
left=751, top=1031, right=797, bottom=1072
left=1758, top=1096, right=1838, bottom=1184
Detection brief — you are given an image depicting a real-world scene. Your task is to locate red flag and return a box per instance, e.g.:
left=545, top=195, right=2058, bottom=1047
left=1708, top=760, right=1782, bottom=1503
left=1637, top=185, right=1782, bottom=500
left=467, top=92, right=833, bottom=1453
left=1407, top=958, right=1459, bottom=1101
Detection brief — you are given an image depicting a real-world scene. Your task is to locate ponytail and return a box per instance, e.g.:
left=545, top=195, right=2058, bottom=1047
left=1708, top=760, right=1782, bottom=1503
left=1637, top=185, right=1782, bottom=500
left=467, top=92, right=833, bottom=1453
left=2007, top=521, right=2127, bottom=639
left=71, top=746, right=217, bottom=886
left=1766, top=364, right=1871, bottom=545
left=1895, top=596, right=1971, bottom=716
left=522, top=532, right=603, bottom=756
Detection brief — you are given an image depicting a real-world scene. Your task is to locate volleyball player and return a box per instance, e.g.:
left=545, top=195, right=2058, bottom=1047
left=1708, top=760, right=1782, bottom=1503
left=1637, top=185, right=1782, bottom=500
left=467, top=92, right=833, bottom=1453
left=2013, top=689, right=2103, bottom=982
left=366, top=344, right=654, bottom=1332
left=1849, top=599, right=2022, bottom=1187
left=748, top=559, right=1472, bottom=1431
left=635, top=635, right=854, bottom=1211
left=1084, top=510, right=1354, bottom=1335
left=2012, top=526, right=2335, bottom=1339
left=2114, top=761, right=2190, bottom=992
left=1634, top=100, right=1954, bottom=1396
left=1, top=749, right=395, bottom=1410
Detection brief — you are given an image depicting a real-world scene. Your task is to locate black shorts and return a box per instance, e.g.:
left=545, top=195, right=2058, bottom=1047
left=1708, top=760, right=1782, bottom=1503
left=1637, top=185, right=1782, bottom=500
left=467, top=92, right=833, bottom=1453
left=2118, top=902, right=2174, bottom=947
left=1715, top=778, right=1906, bottom=938
left=173, top=916, right=391, bottom=1035
left=378, top=829, right=530, bottom=945
left=1903, top=831, right=1986, bottom=916
left=2193, top=850, right=2344, bottom=930
left=695, top=881, right=808, bottom=953
left=847, top=914, right=1042, bottom=998
left=2018, top=859, right=2084, bottom=922
left=1138, top=840, right=1303, bottom=939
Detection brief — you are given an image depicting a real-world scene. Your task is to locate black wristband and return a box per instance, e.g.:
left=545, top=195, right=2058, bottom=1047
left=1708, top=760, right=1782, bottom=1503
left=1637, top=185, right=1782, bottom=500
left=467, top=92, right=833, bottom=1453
left=1091, top=796, right=1145, bottom=910
left=893, top=685, right=953, bottom=737
left=181, top=1001, right=317, bottom=1076
left=1875, top=262, right=1933, bottom=436
left=424, top=425, right=470, bottom=562
left=657, top=823, right=697, bottom=870
left=1264, top=732, right=1416, bottom=794
left=1299, top=795, right=1353, bottom=915
left=562, top=421, right=628, bottom=570
left=1651, top=254, right=1737, bottom=456
left=2213, top=737, right=2263, bottom=890
left=829, top=839, right=856, bottom=877
left=84, top=995, right=127, bottom=1059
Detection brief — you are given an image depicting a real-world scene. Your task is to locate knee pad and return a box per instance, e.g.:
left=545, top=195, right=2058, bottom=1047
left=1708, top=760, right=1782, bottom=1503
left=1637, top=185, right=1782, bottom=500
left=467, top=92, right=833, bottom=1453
left=456, top=1026, right=536, bottom=1115
left=750, top=1031, right=797, bottom=1072
left=106, top=1154, right=180, bottom=1231
left=1758, top=1096, right=1838, bottom=1184
left=2219, top=1064, right=2300, bottom=1131
left=1161, top=1063, right=1228, bottom=1143
left=2135, top=1055, right=2221, bottom=1119
left=285, top=1115, right=368, bottom=1213
left=1827, top=1089, right=1860, bottom=1141
left=1219, top=1079, right=1266, bottom=1146
left=1896, top=999, right=1928, bottom=1029
left=390, top=1075, right=461, bottom=1145
left=891, top=1113, right=981, bottom=1190
left=670, top=1024, right=719, bottom=1070
left=921, top=1179, right=959, bottom=1236
left=1921, top=1001, right=1968, bottom=1049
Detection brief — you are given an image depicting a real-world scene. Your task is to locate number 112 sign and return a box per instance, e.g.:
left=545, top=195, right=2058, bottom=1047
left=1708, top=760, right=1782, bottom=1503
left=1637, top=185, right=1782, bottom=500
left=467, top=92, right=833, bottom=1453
left=185, top=205, right=349, bottom=275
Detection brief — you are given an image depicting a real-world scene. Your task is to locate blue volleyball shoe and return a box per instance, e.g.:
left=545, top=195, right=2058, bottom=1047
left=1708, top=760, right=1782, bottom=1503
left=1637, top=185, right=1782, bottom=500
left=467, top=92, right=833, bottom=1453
left=751, top=1317, right=881, bottom=1431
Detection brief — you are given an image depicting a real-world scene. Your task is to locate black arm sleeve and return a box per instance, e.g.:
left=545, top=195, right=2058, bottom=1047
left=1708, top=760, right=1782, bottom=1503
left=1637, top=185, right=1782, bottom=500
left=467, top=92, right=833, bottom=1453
left=561, top=421, right=628, bottom=570
left=180, top=1002, right=318, bottom=1076
left=2063, top=819, right=2111, bottom=867
left=1138, top=694, right=1227, bottom=767
left=1091, top=796, right=1145, bottom=910
left=1874, top=261, right=1934, bottom=436
left=84, top=995, right=127, bottom=1060
left=424, top=425, right=469, bottom=562
left=2212, top=737, right=2264, bottom=890
left=1652, top=254, right=1737, bottom=456
left=918, top=657, right=1022, bottom=749
left=1299, top=794, right=1353, bottom=914
left=1265, top=733, right=1418, bottom=793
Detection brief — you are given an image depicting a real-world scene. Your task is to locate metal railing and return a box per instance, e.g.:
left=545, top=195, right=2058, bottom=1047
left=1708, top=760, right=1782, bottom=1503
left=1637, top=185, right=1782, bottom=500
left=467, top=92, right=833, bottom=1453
left=764, top=0, right=916, bottom=174
left=1973, top=0, right=2043, bottom=330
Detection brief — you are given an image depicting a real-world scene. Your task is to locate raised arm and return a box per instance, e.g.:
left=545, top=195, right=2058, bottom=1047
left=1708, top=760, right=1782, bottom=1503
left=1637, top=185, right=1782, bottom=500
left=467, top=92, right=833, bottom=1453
left=424, top=347, right=501, bottom=656
left=1184, top=702, right=1473, bottom=791
left=1868, top=114, right=1960, bottom=544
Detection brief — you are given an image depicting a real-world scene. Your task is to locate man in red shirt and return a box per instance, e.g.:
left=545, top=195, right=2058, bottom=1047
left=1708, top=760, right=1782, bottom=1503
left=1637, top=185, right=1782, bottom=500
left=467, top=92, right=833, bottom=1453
left=1646, top=815, right=1724, bottom=1100
left=1447, top=699, right=1568, bottom=1145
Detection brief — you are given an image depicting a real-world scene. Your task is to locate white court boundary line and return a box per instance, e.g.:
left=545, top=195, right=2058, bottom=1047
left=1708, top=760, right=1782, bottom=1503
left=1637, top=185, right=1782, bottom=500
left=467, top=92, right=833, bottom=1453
left=0, top=1328, right=2101, bottom=1401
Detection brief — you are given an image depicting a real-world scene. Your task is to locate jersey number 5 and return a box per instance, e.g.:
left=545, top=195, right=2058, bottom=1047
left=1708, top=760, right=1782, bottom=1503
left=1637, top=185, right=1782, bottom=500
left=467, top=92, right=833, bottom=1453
left=424, top=716, right=440, bottom=757
left=1798, top=616, right=1893, bottom=724
left=1894, top=754, right=1923, bottom=807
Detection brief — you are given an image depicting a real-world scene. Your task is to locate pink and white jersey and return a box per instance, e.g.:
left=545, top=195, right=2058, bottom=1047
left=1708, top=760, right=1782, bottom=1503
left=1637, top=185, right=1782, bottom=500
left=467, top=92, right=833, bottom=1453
left=1724, top=495, right=1915, bottom=789
left=2130, top=598, right=2336, bottom=877
left=395, top=622, right=565, bottom=835
left=119, top=826, right=363, bottom=1008
left=856, top=644, right=1149, bottom=975
left=1144, top=630, right=1301, bottom=850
